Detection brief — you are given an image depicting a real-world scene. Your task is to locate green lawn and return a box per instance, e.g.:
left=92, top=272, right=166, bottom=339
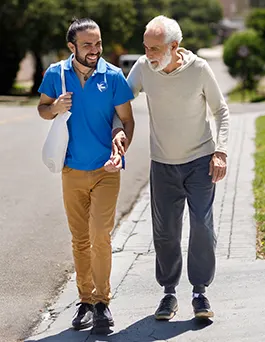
left=228, top=84, right=265, bottom=103
left=0, top=96, right=39, bottom=106
left=254, top=115, right=265, bottom=258
left=0, top=81, right=38, bottom=106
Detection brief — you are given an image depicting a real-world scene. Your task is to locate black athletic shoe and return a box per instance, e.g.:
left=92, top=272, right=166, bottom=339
left=155, top=294, right=178, bottom=320
left=192, top=294, right=214, bottom=319
left=93, top=302, right=114, bottom=329
left=72, top=302, right=94, bottom=330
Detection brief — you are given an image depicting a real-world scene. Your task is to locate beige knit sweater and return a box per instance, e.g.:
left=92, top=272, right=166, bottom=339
left=127, top=48, right=229, bottom=164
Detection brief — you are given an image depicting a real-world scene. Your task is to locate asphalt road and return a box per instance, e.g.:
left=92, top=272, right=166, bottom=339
left=0, top=94, right=150, bottom=342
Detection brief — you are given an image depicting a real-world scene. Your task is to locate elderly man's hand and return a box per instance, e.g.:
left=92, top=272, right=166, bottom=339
left=112, top=128, right=128, bottom=156
left=104, top=142, right=122, bottom=172
left=209, top=152, right=227, bottom=183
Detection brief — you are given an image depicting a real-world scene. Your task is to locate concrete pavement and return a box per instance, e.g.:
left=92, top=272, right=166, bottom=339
left=25, top=108, right=265, bottom=342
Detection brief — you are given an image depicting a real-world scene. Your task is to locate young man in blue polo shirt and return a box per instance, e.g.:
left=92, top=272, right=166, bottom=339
left=37, top=18, right=134, bottom=332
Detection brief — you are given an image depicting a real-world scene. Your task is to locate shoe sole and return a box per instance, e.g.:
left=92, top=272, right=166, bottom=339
left=155, top=306, right=178, bottom=320
left=72, top=320, right=93, bottom=330
left=194, top=311, right=214, bottom=319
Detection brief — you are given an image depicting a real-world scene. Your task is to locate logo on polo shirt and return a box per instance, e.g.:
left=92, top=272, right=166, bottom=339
left=97, top=81, right=108, bottom=92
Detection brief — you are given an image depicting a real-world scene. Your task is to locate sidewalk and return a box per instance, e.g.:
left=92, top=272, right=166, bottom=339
left=25, top=111, right=265, bottom=342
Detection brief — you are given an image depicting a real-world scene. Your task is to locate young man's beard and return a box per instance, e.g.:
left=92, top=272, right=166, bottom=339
left=75, top=46, right=101, bottom=68
left=148, top=46, right=172, bottom=72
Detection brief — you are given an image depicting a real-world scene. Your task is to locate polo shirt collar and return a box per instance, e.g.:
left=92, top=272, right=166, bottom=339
left=64, top=54, right=107, bottom=74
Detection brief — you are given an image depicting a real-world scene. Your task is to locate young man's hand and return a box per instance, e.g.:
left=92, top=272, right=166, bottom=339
left=53, top=92, right=73, bottom=114
left=104, top=142, right=122, bottom=172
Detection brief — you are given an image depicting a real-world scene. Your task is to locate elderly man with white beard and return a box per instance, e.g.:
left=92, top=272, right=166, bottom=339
left=115, top=15, right=229, bottom=320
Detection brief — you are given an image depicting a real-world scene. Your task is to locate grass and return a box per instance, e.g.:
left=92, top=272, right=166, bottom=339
left=0, top=95, right=39, bottom=106
left=0, top=81, right=39, bottom=106
left=253, top=115, right=265, bottom=258
left=228, top=83, right=265, bottom=103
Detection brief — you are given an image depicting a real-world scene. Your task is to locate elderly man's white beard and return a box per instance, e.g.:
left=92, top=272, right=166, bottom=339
left=147, top=46, right=172, bottom=72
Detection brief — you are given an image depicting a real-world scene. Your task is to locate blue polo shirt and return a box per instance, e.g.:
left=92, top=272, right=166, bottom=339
left=38, top=55, right=133, bottom=171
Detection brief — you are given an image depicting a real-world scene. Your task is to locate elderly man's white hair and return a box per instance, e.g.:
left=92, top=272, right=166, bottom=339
left=146, top=15, right=183, bottom=44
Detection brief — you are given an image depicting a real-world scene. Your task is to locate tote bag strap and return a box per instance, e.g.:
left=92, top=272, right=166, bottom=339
left=60, top=60, right=66, bottom=94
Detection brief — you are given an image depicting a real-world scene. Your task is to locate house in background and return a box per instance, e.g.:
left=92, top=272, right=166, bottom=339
left=219, top=0, right=250, bottom=19
left=218, top=0, right=265, bottom=20
left=249, top=0, right=265, bottom=7
left=217, top=0, right=250, bottom=42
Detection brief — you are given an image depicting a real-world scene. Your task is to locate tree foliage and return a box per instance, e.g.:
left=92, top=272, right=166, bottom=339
left=223, top=29, right=265, bottom=90
left=0, top=1, right=28, bottom=94
left=0, top=0, right=224, bottom=95
left=23, top=0, right=69, bottom=93
left=124, top=0, right=171, bottom=53
left=246, top=8, right=265, bottom=39
left=0, top=0, right=137, bottom=94
left=85, top=0, right=136, bottom=51
left=25, top=0, right=137, bottom=93
left=170, top=0, right=223, bottom=52
left=178, top=18, right=213, bottom=52
left=171, top=0, right=222, bottom=23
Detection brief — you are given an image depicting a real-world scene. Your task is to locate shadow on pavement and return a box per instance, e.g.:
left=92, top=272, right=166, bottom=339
left=25, top=328, right=90, bottom=342
left=89, top=315, right=213, bottom=342
left=26, top=315, right=212, bottom=342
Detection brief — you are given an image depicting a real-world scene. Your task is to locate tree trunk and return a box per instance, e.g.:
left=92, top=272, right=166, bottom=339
left=0, top=40, right=25, bottom=95
left=31, top=51, right=44, bottom=95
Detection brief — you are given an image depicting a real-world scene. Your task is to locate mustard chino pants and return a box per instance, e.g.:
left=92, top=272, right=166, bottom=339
left=62, top=166, right=120, bottom=305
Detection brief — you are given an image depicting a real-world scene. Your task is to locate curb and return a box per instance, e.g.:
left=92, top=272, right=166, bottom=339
left=112, top=185, right=150, bottom=253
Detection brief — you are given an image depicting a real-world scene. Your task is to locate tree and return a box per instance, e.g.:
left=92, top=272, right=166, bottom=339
left=84, top=0, right=137, bottom=65
left=86, top=0, right=136, bottom=49
left=25, top=0, right=137, bottom=94
left=246, top=8, right=265, bottom=39
left=170, top=0, right=223, bottom=52
left=0, top=0, right=223, bottom=94
left=124, top=0, right=172, bottom=53
left=177, top=18, right=214, bottom=52
left=0, top=0, right=69, bottom=95
left=223, top=29, right=265, bottom=91
left=0, top=1, right=28, bottom=94
left=23, top=0, right=69, bottom=94
left=0, top=0, right=137, bottom=95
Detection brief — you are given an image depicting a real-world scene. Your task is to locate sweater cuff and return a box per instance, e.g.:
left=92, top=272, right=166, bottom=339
left=215, top=148, right=227, bottom=156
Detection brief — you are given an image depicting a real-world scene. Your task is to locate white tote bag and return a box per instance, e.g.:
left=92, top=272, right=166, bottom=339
left=42, top=61, right=71, bottom=173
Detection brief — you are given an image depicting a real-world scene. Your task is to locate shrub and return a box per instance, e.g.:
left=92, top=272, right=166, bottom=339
left=246, top=8, right=265, bottom=39
left=223, top=29, right=265, bottom=91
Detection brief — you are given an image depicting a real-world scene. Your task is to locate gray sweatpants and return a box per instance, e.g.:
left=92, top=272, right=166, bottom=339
left=150, top=155, right=216, bottom=294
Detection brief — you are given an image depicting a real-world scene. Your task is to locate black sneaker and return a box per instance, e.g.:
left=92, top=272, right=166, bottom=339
left=72, top=302, right=94, bottom=330
left=192, top=294, right=214, bottom=319
left=155, top=294, right=178, bottom=320
left=93, top=302, right=114, bottom=329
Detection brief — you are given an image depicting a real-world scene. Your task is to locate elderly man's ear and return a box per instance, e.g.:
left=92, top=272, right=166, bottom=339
left=171, top=41, right=179, bottom=51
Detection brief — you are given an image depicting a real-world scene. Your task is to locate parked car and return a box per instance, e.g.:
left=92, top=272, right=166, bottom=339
left=119, top=54, right=142, bottom=76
